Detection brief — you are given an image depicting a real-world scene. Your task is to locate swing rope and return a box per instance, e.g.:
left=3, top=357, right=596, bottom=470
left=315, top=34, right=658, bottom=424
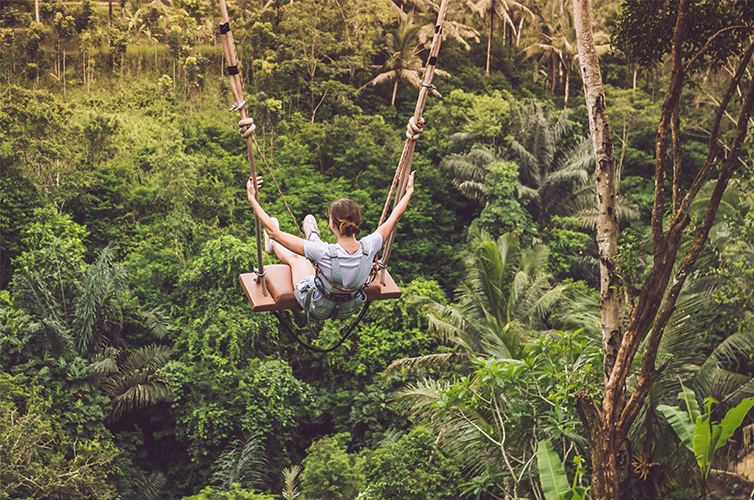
left=377, top=0, right=451, bottom=283
left=242, top=126, right=304, bottom=238
left=217, top=0, right=268, bottom=294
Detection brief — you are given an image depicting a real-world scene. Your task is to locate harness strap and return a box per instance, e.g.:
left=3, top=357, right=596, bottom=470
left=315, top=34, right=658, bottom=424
left=329, top=244, right=344, bottom=288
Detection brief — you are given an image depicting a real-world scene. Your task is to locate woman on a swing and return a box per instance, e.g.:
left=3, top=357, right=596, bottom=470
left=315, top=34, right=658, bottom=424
left=246, top=171, right=415, bottom=320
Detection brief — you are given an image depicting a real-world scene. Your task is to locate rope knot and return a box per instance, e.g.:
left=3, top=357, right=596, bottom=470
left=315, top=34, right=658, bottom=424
left=406, top=116, right=425, bottom=140
left=238, top=117, right=256, bottom=138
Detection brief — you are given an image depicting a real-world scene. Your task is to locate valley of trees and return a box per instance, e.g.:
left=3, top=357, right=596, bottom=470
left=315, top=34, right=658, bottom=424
left=1, top=0, right=754, bottom=499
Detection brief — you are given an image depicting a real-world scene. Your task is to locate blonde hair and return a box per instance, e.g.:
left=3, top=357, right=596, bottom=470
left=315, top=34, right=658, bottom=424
left=328, top=198, right=361, bottom=237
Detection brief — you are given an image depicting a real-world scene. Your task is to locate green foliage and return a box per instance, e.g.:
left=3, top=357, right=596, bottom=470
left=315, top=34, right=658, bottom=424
left=181, top=484, right=277, bottom=500
left=397, top=330, right=601, bottom=499
left=319, top=278, right=444, bottom=384
left=0, top=165, right=40, bottom=287
left=175, top=235, right=278, bottom=363
left=0, top=290, right=37, bottom=368
left=211, top=435, right=267, bottom=493
left=658, top=390, right=754, bottom=487
left=613, top=0, right=754, bottom=72
left=473, top=159, right=534, bottom=237
left=12, top=205, right=88, bottom=294
left=436, top=89, right=513, bottom=143
left=2, top=1, right=753, bottom=497
left=536, top=439, right=587, bottom=500
left=543, top=216, right=592, bottom=279
left=300, top=433, right=364, bottom=500
left=0, top=372, right=119, bottom=499
left=415, top=230, right=568, bottom=361
left=362, top=426, right=462, bottom=500
left=0, top=86, right=73, bottom=197
left=162, top=358, right=317, bottom=462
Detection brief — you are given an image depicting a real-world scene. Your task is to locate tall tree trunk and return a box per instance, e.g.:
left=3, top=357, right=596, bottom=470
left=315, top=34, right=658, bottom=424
left=486, top=0, right=494, bottom=75
left=573, top=0, right=622, bottom=496
left=550, top=53, right=556, bottom=93
left=391, top=77, right=398, bottom=106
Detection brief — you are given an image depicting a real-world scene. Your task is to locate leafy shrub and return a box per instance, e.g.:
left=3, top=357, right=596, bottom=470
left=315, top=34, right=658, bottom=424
left=362, top=426, right=462, bottom=500
left=300, top=433, right=364, bottom=500
left=180, top=484, right=276, bottom=500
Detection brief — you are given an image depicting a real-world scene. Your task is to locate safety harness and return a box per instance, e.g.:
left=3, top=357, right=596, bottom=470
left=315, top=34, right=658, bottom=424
left=305, top=240, right=374, bottom=320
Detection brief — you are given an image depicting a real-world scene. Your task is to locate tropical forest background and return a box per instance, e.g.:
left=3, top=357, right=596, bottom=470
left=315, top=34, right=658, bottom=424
left=1, top=0, right=754, bottom=499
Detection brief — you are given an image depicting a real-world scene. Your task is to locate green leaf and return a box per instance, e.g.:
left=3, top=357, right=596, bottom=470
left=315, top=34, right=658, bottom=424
left=677, top=386, right=701, bottom=423
left=537, top=439, right=570, bottom=500
left=715, top=397, right=754, bottom=452
left=657, top=404, right=695, bottom=453
left=693, top=415, right=721, bottom=478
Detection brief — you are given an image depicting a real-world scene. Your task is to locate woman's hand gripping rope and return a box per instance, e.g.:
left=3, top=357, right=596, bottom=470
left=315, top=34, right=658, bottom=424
left=246, top=175, right=263, bottom=204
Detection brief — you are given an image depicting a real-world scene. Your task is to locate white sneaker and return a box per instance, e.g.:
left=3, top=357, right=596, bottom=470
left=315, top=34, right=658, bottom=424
left=303, top=214, right=320, bottom=242
left=264, top=217, right=279, bottom=254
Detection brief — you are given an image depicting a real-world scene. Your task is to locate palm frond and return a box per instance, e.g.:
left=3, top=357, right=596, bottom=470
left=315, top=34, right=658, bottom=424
left=87, top=347, right=120, bottom=379
left=393, top=378, right=449, bottom=417
left=385, top=352, right=462, bottom=373
left=134, top=471, right=166, bottom=500
left=515, top=182, right=540, bottom=201
left=694, top=330, right=754, bottom=400
left=575, top=197, right=640, bottom=229
left=141, top=307, right=170, bottom=339
left=120, top=344, right=173, bottom=373
left=212, top=434, right=268, bottom=491
left=106, top=375, right=174, bottom=423
left=398, top=68, right=424, bottom=89
left=282, top=465, right=301, bottom=500
left=103, top=345, right=174, bottom=423
left=73, top=242, right=128, bottom=356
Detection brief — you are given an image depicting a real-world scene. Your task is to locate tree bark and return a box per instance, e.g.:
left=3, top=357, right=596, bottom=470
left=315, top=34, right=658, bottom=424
left=572, top=0, right=624, bottom=497
left=573, top=0, right=621, bottom=402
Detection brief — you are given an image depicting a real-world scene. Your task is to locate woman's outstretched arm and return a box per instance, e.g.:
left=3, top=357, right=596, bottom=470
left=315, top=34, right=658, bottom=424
left=246, top=177, right=308, bottom=256
left=375, top=171, right=415, bottom=243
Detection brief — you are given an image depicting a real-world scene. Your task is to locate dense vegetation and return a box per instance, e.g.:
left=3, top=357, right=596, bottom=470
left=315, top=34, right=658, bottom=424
left=1, top=0, right=753, bottom=499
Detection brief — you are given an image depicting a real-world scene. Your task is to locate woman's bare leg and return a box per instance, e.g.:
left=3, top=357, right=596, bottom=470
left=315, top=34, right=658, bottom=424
left=272, top=242, right=315, bottom=285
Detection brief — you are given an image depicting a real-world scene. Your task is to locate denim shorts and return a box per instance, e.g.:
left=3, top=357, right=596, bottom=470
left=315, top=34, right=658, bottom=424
left=294, top=275, right=318, bottom=308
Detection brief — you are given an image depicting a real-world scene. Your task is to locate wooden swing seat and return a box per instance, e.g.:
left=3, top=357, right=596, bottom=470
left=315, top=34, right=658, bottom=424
left=239, top=264, right=401, bottom=312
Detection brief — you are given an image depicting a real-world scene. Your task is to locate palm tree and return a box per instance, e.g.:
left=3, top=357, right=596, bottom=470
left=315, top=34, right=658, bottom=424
left=506, top=101, right=594, bottom=224
left=439, top=143, right=500, bottom=204
left=13, top=242, right=129, bottom=357
left=389, top=0, right=480, bottom=51
left=393, top=229, right=567, bottom=369
left=362, top=16, right=450, bottom=106
left=97, top=344, right=174, bottom=423
left=524, top=0, right=609, bottom=108
left=441, top=102, right=594, bottom=226
left=468, top=0, right=533, bottom=74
